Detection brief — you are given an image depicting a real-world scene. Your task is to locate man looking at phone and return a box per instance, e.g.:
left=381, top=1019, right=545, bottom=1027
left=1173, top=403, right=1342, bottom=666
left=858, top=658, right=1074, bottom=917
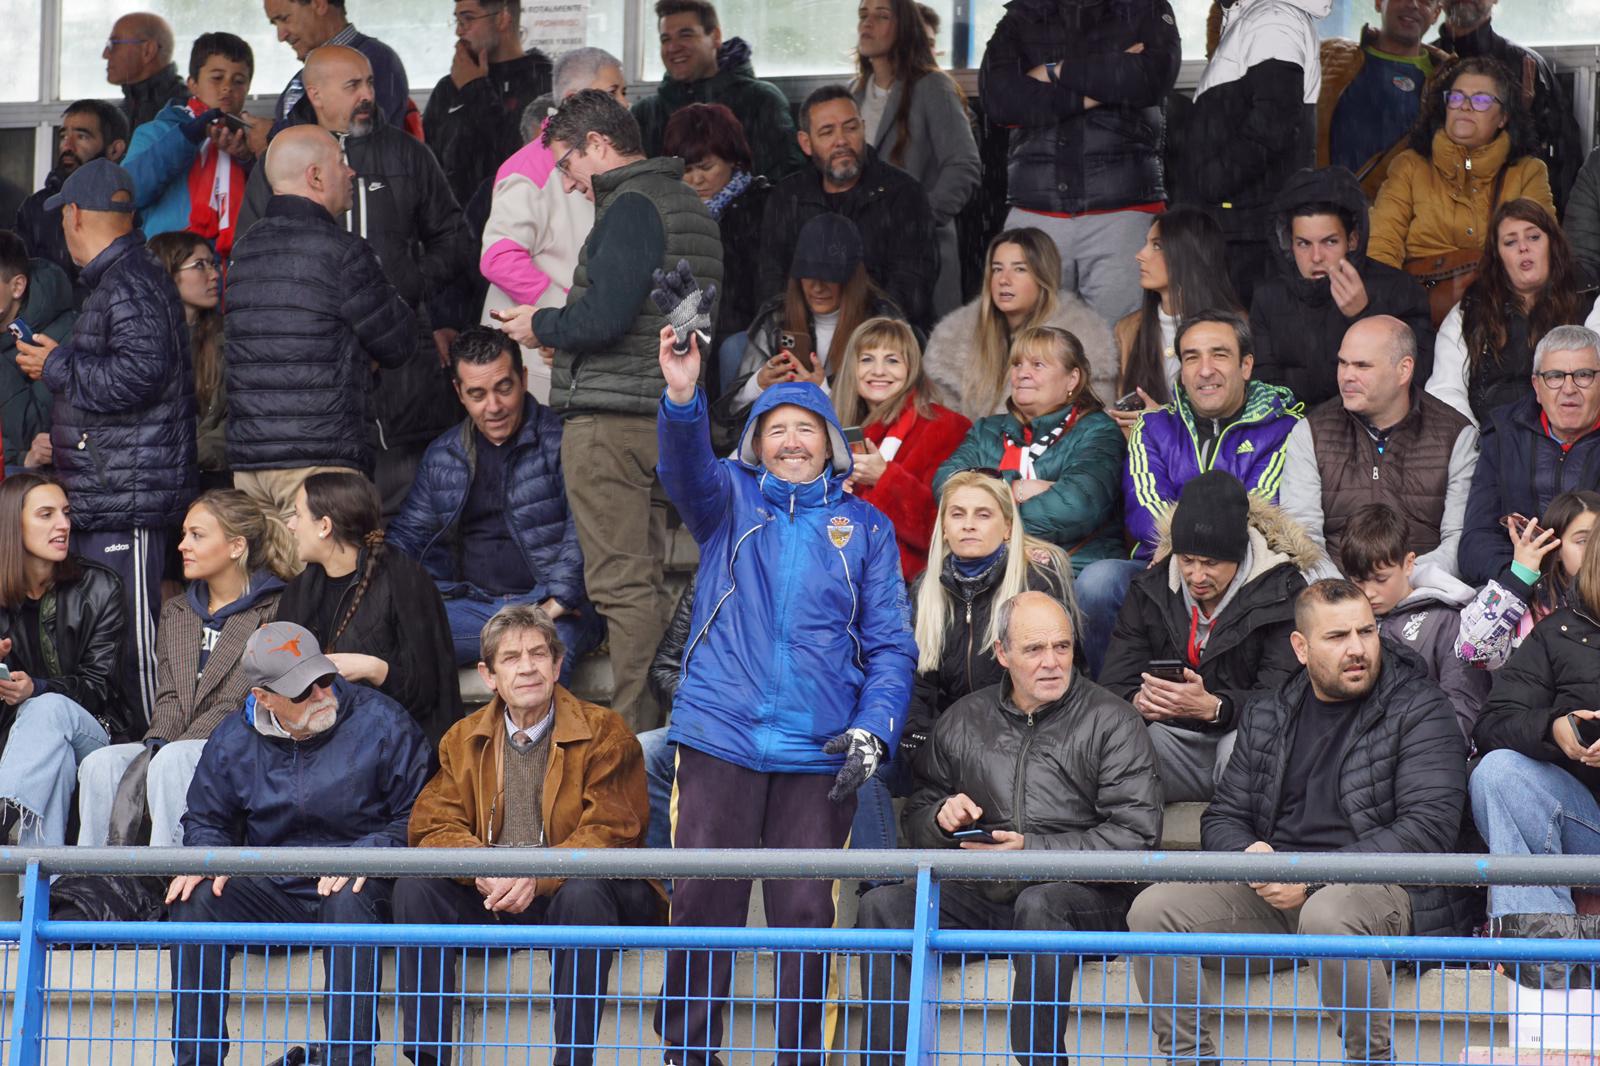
left=0, top=231, right=75, bottom=473
left=1100, top=470, right=1311, bottom=802
left=1457, top=324, right=1600, bottom=585
left=1249, top=167, right=1433, bottom=407
left=855, top=590, right=1161, bottom=1063
left=121, top=33, right=265, bottom=259
left=494, top=89, right=721, bottom=733
left=1130, top=578, right=1468, bottom=1063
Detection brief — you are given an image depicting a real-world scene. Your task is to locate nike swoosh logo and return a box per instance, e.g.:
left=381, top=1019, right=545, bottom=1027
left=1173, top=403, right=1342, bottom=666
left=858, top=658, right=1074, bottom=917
left=448, top=104, right=466, bottom=114
left=367, top=182, right=386, bottom=191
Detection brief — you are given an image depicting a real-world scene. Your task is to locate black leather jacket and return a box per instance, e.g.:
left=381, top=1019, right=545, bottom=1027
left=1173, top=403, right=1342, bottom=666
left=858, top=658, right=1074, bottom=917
left=0, top=559, right=128, bottom=739
left=649, top=577, right=697, bottom=715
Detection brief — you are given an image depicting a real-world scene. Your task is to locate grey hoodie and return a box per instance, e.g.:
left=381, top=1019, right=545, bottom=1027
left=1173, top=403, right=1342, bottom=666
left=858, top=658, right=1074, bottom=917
left=1378, top=562, right=1490, bottom=743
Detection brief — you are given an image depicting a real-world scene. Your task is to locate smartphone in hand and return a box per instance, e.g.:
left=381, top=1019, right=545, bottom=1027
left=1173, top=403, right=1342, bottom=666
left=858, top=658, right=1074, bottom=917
left=952, top=827, right=1000, bottom=845
left=1146, top=659, right=1189, bottom=684
left=7, top=318, right=34, bottom=345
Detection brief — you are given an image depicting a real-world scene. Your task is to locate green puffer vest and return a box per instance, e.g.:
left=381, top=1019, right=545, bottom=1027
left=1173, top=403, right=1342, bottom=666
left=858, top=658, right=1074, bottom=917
left=551, top=157, right=723, bottom=416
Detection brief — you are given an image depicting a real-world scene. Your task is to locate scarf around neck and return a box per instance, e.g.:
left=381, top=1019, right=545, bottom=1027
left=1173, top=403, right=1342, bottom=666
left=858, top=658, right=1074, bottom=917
left=705, top=169, right=753, bottom=220
left=184, top=98, right=248, bottom=257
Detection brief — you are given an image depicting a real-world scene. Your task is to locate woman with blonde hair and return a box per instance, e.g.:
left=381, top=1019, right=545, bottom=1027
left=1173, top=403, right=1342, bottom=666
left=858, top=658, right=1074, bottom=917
left=833, top=317, right=970, bottom=579
left=77, top=489, right=297, bottom=846
left=934, top=326, right=1126, bottom=572
left=922, top=227, right=1117, bottom=420
left=852, top=469, right=1077, bottom=851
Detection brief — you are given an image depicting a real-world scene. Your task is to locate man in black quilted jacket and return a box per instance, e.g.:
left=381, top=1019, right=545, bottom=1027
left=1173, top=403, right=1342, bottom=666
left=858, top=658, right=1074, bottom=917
left=1128, top=578, right=1468, bottom=1065
left=12, top=158, right=196, bottom=732
left=223, top=123, right=415, bottom=524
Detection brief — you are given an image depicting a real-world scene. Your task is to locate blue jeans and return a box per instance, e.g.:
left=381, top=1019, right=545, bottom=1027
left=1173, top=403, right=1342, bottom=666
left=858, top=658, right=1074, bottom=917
left=716, top=332, right=750, bottom=396
left=0, top=693, right=108, bottom=846
left=1074, top=558, right=1142, bottom=681
left=441, top=587, right=605, bottom=686
left=637, top=727, right=899, bottom=852
left=1470, top=748, right=1600, bottom=917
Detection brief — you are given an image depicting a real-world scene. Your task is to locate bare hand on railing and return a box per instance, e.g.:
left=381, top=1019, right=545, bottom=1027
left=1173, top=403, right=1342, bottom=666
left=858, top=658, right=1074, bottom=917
left=166, top=874, right=229, bottom=904
left=317, top=876, right=367, bottom=897
left=477, top=876, right=539, bottom=914
left=1244, top=841, right=1307, bottom=911
left=1553, top=710, right=1600, bottom=767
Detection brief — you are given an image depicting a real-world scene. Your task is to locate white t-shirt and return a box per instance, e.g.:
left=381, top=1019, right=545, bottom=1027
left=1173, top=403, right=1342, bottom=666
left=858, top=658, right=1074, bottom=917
left=1159, top=309, right=1181, bottom=389
left=861, top=79, right=894, bottom=145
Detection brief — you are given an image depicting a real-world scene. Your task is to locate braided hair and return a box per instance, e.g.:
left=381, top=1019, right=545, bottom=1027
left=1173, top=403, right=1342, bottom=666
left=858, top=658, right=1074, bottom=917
left=300, top=472, right=385, bottom=651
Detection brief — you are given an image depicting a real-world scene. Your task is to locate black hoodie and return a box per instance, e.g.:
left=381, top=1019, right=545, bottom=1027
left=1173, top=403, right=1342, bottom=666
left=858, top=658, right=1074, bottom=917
left=1249, top=165, right=1435, bottom=407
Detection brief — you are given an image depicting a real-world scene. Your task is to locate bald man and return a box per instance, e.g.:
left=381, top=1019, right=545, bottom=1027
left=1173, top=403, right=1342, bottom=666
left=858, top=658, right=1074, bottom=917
left=104, top=12, right=185, bottom=129
left=855, top=589, right=1161, bottom=1063
left=223, top=123, right=417, bottom=522
left=237, top=44, right=472, bottom=515
left=1279, top=314, right=1477, bottom=578
left=265, top=0, right=414, bottom=140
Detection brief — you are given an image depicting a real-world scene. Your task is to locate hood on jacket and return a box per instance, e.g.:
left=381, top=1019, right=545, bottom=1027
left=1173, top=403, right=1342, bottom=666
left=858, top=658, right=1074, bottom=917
left=2, top=258, right=76, bottom=354
left=186, top=570, right=287, bottom=627
left=1154, top=493, right=1325, bottom=586
left=1270, top=166, right=1370, bottom=301
left=736, top=380, right=853, bottom=478
left=1199, top=0, right=1330, bottom=101
left=1395, top=561, right=1476, bottom=611
left=717, top=36, right=755, bottom=77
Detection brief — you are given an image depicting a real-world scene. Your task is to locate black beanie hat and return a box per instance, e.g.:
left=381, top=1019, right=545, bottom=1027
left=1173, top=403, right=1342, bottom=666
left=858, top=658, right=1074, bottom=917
left=1170, top=471, right=1251, bottom=563
left=790, top=212, right=863, bottom=283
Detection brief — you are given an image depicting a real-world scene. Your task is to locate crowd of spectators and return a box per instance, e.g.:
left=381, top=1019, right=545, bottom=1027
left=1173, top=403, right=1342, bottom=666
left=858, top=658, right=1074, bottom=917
left=7, top=0, right=1600, bottom=1061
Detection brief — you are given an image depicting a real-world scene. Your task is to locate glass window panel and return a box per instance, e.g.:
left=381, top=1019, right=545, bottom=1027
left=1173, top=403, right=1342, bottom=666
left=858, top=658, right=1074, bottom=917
left=0, top=0, right=42, bottom=102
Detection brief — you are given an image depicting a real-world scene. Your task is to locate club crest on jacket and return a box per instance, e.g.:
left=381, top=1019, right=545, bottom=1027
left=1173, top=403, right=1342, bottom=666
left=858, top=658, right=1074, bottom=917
left=828, top=516, right=854, bottom=549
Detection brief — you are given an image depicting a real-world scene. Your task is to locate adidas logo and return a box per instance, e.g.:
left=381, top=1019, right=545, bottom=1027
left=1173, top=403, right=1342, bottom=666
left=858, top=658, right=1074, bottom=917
left=1236, top=440, right=1255, bottom=454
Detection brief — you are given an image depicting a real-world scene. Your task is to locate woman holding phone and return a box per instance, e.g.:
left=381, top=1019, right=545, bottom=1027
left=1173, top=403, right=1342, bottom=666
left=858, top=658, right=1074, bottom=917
left=0, top=473, right=126, bottom=847
left=1458, top=491, right=1600, bottom=670
left=715, top=214, right=905, bottom=444
left=833, top=318, right=970, bottom=579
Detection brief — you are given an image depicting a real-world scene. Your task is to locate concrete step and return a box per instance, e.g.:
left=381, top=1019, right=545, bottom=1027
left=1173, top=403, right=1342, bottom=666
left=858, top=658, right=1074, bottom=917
left=21, top=938, right=1511, bottom=1065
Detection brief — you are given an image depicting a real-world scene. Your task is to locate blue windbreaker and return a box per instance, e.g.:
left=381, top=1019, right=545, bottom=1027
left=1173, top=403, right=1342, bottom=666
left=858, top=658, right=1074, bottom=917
left=658, top=382, right=918, bottom=774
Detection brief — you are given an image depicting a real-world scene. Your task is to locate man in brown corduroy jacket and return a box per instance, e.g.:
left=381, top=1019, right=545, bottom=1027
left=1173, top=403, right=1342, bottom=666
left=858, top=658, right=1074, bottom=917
left=395, top=602, right=663, bottom=1066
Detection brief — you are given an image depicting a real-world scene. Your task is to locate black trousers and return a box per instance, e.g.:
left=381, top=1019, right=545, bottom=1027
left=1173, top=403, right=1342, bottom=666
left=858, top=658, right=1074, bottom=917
left=854, top=879, right=1134, bottom=1065
left=392, top=875, right=662, bottom=1066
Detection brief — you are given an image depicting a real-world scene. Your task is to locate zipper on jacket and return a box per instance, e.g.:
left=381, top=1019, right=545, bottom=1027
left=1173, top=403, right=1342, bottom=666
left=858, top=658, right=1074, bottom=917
left=1012, top=709, right=1038, bottom=836
left=836, top=547, right=864, bottom=670
left=962, top=596, right=976, bottom=693
left=680, top=522, right=763, bottom=674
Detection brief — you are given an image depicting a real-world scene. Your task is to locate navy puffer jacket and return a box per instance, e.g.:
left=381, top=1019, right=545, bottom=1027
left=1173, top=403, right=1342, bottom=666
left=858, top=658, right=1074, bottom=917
left=387, top=395, right=587, bottom=609
left=43, top=231, right=196, bottom=531
left=223, top=195, right=417, bottom=472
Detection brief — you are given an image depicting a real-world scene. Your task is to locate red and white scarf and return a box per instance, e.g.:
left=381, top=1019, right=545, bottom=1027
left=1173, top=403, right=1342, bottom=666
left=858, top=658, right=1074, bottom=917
left=184, top=98, right=248, bottom=258
left=999, top=407, right=1081, bottom=479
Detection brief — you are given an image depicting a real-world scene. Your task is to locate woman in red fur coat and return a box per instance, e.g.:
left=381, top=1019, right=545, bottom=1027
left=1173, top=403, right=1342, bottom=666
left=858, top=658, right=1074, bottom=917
left=835, top=317, right=972, bottom=580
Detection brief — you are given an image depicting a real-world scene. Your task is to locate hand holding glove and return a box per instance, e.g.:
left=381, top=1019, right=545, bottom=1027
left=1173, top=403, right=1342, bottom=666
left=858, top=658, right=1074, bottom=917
left=650, top=259, right=717, bottom=356
left=180, top=108, right=225, bottom=144
left=823, top=727, right=886, bottom=804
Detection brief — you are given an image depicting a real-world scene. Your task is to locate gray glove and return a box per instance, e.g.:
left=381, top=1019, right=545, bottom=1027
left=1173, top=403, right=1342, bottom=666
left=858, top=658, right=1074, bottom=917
left=651, top=259, right=717, bottom=356
left=823, top=727, right=885, bottom=804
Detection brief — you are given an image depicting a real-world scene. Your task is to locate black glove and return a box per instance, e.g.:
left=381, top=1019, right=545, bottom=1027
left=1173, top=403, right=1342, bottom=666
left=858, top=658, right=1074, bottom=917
left=650, top=259, right=717, bottom=356
left=180, top=108, right=225, bottom=144
left=897, top=728, right=928, bottom=761
left=823, top=727, right=885, bottom=804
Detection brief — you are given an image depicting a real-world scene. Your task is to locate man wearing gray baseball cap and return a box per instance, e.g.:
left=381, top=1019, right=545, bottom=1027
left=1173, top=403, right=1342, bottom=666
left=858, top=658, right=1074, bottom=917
left=14, top=155, right=197, bottom=737
left=164, top=621, right=435, bottom=1066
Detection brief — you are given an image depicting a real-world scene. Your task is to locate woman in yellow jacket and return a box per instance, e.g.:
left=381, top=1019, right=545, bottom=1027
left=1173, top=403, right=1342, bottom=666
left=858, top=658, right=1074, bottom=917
left=1367, top=56, right=1554, bottom=269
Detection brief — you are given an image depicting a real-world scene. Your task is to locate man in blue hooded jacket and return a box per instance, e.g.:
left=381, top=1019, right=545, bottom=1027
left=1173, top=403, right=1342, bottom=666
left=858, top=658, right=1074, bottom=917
left=651, top=317, right=918, bottom=1066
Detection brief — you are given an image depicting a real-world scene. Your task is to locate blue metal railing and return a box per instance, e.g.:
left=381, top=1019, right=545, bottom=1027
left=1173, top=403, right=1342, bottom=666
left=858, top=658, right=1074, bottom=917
left=2, top=850, right=1599, bottom=1064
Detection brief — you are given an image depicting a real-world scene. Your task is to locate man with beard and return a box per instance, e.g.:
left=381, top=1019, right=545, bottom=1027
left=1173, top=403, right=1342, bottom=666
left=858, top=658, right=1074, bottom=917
left=1433, top=0, right=1580, bottom=209
left=264, top=0, right=416, bottom=139
left=1128, top=578, right=1467, bottom=1065
left=757, top=85, right=938, bottom=331
left=166, top=621, right=434, bottom=1066
left=13, top=100, right=130, bottom=306
left=235, top=45, right=474, bottom=516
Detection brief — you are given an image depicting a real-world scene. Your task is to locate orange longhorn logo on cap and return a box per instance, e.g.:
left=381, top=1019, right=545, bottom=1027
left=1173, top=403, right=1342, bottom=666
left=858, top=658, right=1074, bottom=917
left=270, top=638, right=303, bottom=658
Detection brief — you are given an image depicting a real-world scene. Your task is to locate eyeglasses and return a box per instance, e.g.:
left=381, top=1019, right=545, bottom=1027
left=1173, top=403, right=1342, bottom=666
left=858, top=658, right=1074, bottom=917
left=288, top=673, right=338, bottom=703
left=554, top=143, right=580, bottom=174
left=1444, top=90, right=1502, bottom=112
left=449, top=12, right=490, bottom=29
left=1535, top=368, right=1599, bottom=389
left=178, top=257, right=219, bottom=275
left=104, top=36, right=148, bottom=49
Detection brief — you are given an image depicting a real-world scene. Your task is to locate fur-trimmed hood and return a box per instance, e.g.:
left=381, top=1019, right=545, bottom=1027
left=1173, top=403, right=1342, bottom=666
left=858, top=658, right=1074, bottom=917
left=921, top=290, right=1119, bottom=422
left=1153, top=493, right=1325, bottom=590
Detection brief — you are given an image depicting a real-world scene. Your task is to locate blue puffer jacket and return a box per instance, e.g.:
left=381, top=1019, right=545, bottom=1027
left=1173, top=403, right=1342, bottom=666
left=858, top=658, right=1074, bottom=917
left=181, top=679, right=434, bottom=893
left=658, top=382, right=918, bottom=774
left=1124, top=380, right=1303, bottom=559
left=43, top=231, right=196, bottom=531
left=387, top=396, right=587, bottom=608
